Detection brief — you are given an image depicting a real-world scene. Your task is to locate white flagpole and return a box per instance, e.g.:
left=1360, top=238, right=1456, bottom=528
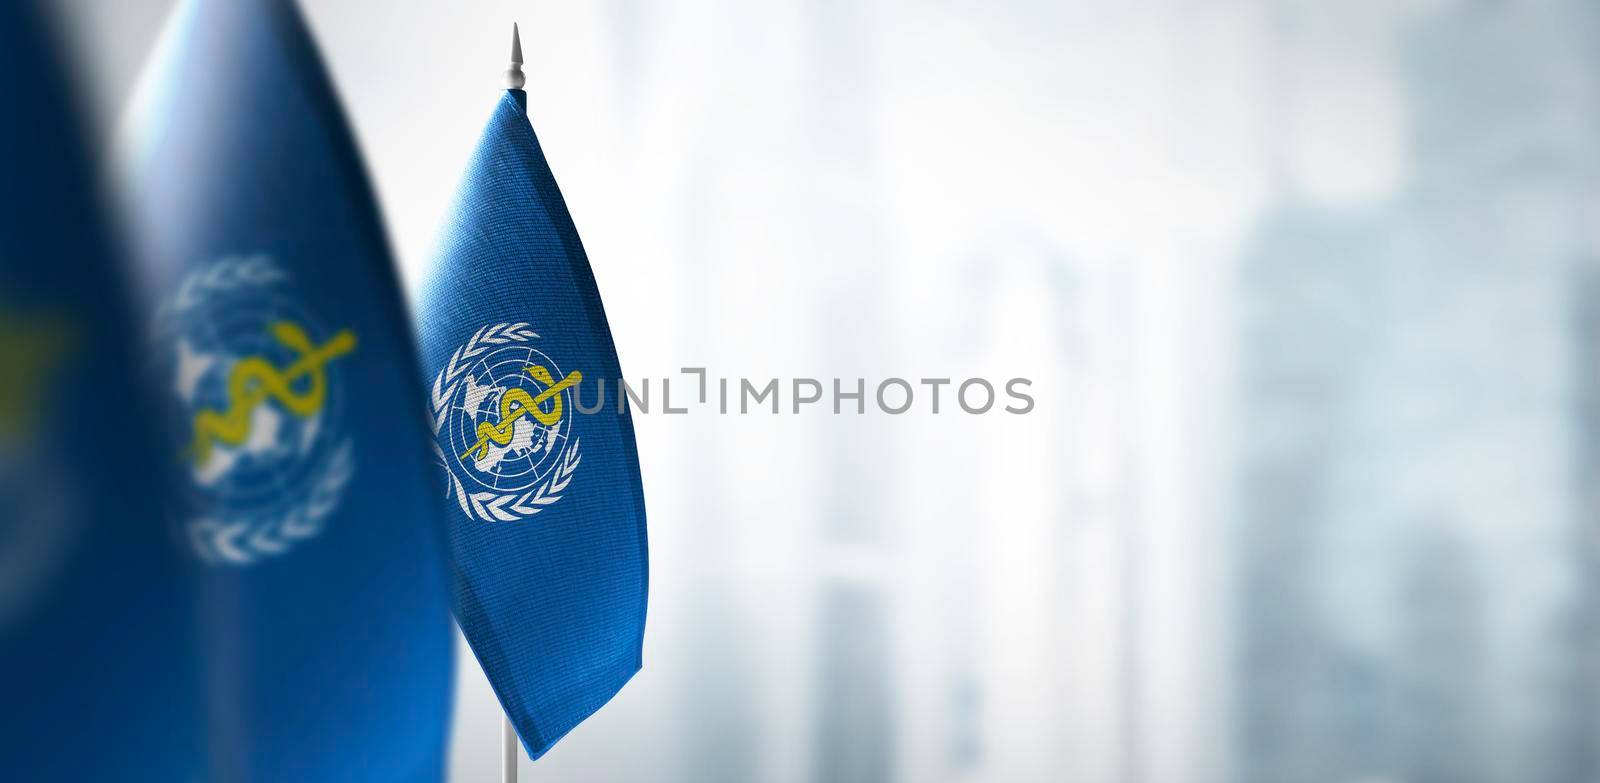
left=502, top=713, right=520, bottom=783
left=505, top=23, right=526, bottom=91
left=499, top=24, right=526, bottom=783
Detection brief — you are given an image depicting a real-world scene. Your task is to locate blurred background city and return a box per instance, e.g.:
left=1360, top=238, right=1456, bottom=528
left=35, top=0, right=1600, bottom=780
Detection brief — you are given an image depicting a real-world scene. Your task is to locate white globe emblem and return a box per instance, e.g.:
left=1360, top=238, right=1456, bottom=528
left=154, top=256, right=356, bottom=566
left=431, top=323, right=581, bottom=523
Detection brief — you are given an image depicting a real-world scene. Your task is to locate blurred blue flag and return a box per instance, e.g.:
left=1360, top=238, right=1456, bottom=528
left=0, top=2, right=203, bottom=779
left=122, top=0, right=453, bottom=779
left=417, top=87, right=649, bottom=758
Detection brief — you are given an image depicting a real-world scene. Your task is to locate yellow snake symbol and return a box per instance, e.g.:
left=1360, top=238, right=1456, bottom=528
left=186, top=321, right=357, bottom=464
left=462, top=365, right=583, bottom=461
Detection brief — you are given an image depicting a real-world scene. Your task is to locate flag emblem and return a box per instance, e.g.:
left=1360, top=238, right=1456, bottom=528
left=430, top=322, right=583, bottom=523
left=153, top=256, right=357, bottom=565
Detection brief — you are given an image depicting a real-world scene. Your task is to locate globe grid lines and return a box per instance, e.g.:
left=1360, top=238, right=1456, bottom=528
left=184, top=290, right=342, bottom=517
left=451, top=342, right=575, bottom=494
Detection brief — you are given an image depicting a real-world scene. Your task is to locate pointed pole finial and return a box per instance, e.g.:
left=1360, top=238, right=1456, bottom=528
left=505, top=23, right=526, bottom=90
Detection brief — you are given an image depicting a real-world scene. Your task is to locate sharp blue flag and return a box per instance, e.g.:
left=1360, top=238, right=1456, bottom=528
left=0, top=3, right=203, bottom=779
left=417, top=62, right=649, bottom=758
left=122, top=0, right=453, bottom=779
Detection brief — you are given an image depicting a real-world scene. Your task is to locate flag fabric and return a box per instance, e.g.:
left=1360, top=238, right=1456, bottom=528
left=417, top=87, right=649, bottom=759
left=0, top=3, right=203, bottom=779
left=122, top=0, right=453, bottom=779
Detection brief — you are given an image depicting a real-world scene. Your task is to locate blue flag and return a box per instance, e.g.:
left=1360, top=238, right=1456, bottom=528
left=0, top=3, right=203, bottom=779
left=417, top=87, right=649, bottom=758
left=122, top=0, right=453, bottom=779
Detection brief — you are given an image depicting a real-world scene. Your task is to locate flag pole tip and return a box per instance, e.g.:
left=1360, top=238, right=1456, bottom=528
left=505, top=23, right=526, bottom=90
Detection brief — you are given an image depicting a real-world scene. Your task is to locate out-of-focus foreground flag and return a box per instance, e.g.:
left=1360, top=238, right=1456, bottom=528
left=417, top=32, right=649, bottom=760
left=121, top=0, right=453, bottom=779
left=0, top=2, right=203, bottom=779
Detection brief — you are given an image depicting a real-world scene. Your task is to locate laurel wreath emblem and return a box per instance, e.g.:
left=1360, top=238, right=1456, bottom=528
left=152, top=254, right=286, bottom=334
left=157, top=256, right=356, bottom=566
left=430, top=322, right=582, bottom=523
left=189, top=442, right=354, bottom=565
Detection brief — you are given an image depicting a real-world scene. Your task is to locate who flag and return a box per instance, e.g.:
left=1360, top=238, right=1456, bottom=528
left=417, top=83, right=649, bottom=757
left=0, top=2, right=202, bottom=779
left=122, top=0, right=454, bottom=779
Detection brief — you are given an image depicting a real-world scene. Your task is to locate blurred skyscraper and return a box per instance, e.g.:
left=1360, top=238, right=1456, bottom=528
left=804, top=0, right=897, bottom=780
left=1233, top=1, right=1600, bottom=781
